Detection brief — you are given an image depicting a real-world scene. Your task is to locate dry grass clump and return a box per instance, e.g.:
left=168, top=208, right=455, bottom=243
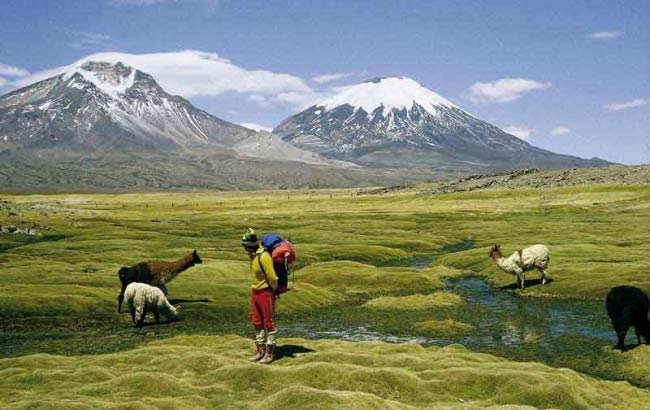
left=2, top=335, right=650, bottom=410
left=298, top=261, right=445, bottom=293
left=413, top=319, right=475, bottom=337
left=596, top=345, right=650, bottom=387
left=419, top=265, right=466, bottom=278
left=363, top=292, right=462, bottom=310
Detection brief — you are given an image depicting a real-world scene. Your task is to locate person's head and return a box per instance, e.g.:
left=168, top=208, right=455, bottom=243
left=241, top=228, right=259, bottom=254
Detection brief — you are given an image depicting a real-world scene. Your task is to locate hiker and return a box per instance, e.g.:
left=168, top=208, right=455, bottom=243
left=242, top=228, right=279, bottom=364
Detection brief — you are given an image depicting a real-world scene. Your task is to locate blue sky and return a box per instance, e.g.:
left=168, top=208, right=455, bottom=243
left=0, top=0, right=648, bottom=164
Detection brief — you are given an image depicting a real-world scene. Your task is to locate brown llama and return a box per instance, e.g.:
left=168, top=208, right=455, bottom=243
left=117, top=250, right=202, bottom=313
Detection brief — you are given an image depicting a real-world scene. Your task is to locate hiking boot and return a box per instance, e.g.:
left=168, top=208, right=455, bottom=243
left=259, top=344, right=275, bottom=364
left=248, top=344, right=265, bottom=362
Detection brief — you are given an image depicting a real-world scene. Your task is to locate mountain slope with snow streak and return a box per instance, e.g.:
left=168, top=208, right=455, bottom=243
left=274, top=76, right=608, bottom=170
left=0, top=61, right=253, bottom=153
left=0, top=61, right=375, bottom=190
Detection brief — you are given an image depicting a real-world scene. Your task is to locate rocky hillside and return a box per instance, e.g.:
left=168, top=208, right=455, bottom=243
left=0, top=61, right=384, bottom=190
left=421, top=165, right=650, bottom=194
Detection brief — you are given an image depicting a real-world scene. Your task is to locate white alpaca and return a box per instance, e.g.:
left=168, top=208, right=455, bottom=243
left=489, top=244, right=550, bottom=290
left=123, top=282, right=180, bottom=326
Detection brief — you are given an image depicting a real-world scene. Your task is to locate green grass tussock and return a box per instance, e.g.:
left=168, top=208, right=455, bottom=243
left=2, top=183, right=650, bottom=397
left=298, top=261, right=445, bottom=294
left=2, top=335, right=650, bottom=410
left=363, top=292, right=462, bottom=310
left=595, top=345, right=650, bottom=387
left=413, top=319, right=475, bottom=337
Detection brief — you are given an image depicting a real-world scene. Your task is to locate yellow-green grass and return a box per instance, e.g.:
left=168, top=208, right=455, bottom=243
left=297, top=261, right=445, bottom=293
left=413, top=319, right=475, bottom=337
left=363, top=292, right=462, bottom=310
left=2, top=183, right=650, bottom=394
left=2, top=335, right=650, bottom=410
left=589, top=345, right=650, bottom=389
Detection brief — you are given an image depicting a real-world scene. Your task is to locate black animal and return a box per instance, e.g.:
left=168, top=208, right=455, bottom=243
left=605, top=286, right=650, bottom=351
left=117, top=250, right=202, bottom=313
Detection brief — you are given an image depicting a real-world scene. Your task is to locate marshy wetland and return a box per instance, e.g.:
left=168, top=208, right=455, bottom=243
left=2, top=183, right=650, bottom=409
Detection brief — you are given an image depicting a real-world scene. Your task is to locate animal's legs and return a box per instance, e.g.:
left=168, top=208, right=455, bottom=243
left=129, top=303, right=136, bottom=324
left=135, top=304, right=145, bottom=327
left=539, top=268, right=549, bottom=285
left=158, top=283, right=168, bottom=296
left=617, top=327, right=628, bottom=351
left=613, top=313, right=630, bottom=351
left=118, top=282, right=127, bottom=313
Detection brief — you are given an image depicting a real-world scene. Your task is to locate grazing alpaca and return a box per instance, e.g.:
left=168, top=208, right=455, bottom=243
left=488, top=244, right=550, bottom=290
left=606, top=286, right=650, bottom=351
left=117, top=250, right=202, bottom=313
left=123, top=282, right=180, bottom=326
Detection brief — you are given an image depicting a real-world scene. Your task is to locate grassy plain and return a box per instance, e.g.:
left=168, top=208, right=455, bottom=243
left=1, top=183, right=650, bottom=408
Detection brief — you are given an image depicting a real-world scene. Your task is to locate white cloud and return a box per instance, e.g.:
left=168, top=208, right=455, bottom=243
left=248, top=94, right=267, bottom=103
left=605, top=98, right=647, bottom=111
left=273, top=90, right=325, bottom=109
left=312, top=72, right=355, bottom=84
left=239, top=122, right=273, bottom=132
left=503, top=126, right=534, bottom=140
left=551, top=126, right=571, bottom=136
left=70, top=32, right=111, bottom=49
left=0, top=63, right=29, bottom=77
left=12, top=50, right=312, bottom=102
left=587, top=31, right=623, bottom=40
left=464, top=78, right=551, bottom=104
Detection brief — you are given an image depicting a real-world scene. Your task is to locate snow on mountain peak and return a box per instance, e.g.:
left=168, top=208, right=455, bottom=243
left=64, top=61, right=136, bottom=98
left=319, top=76, right=458, bottom=116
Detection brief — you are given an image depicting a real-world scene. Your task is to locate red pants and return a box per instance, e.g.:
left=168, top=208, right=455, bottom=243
left=251, top=288, right=276, bottom=331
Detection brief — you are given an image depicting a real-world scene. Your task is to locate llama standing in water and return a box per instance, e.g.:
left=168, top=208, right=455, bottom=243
left=606, top=286, right=650, bottom=351
left=489, top=244, right=550, bottom=290
left=117, top=250, right=202, bottom=313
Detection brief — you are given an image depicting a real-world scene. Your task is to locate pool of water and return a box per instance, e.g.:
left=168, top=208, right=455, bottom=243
left=447, top=277, right=611, bottom=350
left=285, top=245, right=618, bottom=372
left=287, top=277, right=611, bottom=347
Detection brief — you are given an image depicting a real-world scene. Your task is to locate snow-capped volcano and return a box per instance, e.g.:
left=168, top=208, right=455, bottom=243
left=321, top=76, right=458, bottom=116
left=274, top=76, right=607, bottom=170
left=0, top=61, right=361, bottom=190
left=0, top=61, right=253, bottom=153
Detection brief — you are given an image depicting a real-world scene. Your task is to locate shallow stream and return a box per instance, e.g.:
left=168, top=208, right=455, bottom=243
left=285, top=246, right=620, bottom=376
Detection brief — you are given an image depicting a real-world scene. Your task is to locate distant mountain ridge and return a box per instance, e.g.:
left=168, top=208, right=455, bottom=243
left=0, top=62, right=421, bottom=190
left=0, top=64, right=609, bottom=191
left=274, top=76, right=608, bottom=171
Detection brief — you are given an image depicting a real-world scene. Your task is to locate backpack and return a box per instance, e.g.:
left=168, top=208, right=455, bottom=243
left=260, top=233, right=296, bottom=294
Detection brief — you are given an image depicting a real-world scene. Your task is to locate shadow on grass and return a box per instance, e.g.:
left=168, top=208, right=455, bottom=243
left=275, top=344, right=315, bottom=360
left=168, top=298, right=210, bottom=304
left=618, top=343, right=649, bottom=352
left=134, top=319, right=183, bottom=328
left=499, top=277, right=555, bottom=290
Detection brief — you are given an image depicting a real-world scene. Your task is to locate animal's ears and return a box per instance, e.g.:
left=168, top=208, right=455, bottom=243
left=494, top=244, right=501, bottom=249
left=192, top=249, right=197, bottom=255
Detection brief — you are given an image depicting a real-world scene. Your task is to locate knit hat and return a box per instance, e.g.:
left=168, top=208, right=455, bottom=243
left=241, top=228, right=259, bottom=248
